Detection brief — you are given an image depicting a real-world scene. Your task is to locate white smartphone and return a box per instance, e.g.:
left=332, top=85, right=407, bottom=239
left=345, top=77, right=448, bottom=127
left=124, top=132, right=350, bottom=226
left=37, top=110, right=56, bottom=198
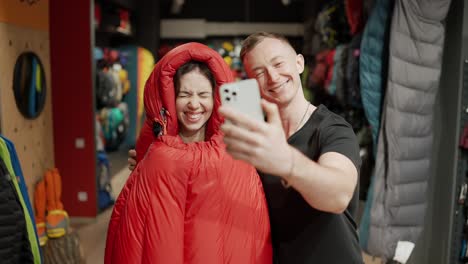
left=219, top=79, right=265, bottom=122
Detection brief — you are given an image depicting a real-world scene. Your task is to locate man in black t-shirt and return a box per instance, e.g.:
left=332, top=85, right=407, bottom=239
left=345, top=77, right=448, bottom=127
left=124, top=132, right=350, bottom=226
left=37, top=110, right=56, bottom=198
left=219, top=32, right=363, bottom=264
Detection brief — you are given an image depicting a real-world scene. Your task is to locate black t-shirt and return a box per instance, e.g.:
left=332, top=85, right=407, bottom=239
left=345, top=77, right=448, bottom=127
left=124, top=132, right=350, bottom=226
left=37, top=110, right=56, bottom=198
left=260, top=104, right=363, bottom=264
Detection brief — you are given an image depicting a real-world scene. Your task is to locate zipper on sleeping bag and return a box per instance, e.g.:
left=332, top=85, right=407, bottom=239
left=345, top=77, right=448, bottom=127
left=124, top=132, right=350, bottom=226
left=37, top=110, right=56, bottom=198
left=153, top=107, right=169, bottom=136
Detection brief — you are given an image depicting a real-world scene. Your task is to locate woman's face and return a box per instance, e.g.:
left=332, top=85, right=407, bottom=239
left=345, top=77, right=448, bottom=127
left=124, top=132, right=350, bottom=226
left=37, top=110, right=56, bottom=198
left=176, top=69, right=214, bottom=141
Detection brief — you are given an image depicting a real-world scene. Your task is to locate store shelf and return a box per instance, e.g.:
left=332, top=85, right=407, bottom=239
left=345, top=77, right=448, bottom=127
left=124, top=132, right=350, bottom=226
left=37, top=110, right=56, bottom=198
left=96, top=27, right=133, bottom=38
left=98, top=0, right=134, bottom=10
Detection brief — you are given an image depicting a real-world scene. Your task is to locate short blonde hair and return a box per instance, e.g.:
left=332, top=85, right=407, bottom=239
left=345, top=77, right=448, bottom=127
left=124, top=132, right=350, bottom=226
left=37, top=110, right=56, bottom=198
left=240, top=32, right=293, bottom=62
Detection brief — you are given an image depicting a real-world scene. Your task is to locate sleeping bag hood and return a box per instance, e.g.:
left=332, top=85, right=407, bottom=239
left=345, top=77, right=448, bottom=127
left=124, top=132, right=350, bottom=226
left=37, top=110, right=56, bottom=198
left=135, top=42, right=232, bottom=161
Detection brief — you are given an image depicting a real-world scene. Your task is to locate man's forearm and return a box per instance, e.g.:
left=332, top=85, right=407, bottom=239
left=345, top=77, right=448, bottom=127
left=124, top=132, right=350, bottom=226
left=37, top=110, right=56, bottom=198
left=283, top=147, right=358, bottom=214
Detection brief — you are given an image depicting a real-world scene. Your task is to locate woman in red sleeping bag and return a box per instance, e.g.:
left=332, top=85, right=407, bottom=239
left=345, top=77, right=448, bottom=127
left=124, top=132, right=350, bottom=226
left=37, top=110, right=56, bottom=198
left=104, top=43, right=272, bottom=264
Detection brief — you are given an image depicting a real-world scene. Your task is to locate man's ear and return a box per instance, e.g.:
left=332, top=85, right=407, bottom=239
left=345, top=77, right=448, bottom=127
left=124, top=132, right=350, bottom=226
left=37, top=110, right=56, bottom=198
left=296, top=54, right=305, bottom=74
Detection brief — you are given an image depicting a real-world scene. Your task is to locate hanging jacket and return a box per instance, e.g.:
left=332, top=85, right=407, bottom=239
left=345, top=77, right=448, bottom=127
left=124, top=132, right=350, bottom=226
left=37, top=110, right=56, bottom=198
left=1, top=136, right=42, bottom=261
left=345, top=0, right=365, bottom=35
left=105, top=43, right=272, bottom=264
left=0, top=136, right=39, bottom=235
left=358, top=0, right=393, bottom=251
left=0, top=158, right=33, bottom=264
left=316, top=0, right=352, bottom=48
left=335, top=44, right=349, bottom=107
left=365, top=0, right=451, bottom=260
left=324, top=49, right=336, bottom=90
left=310, top=49, right=331, bottom=90
left=345, top=33, right=363, bottom=109
left=0, top=137, right=41, bottom=264
left=328, top=44, right=346, bottom=96
left=359, top=0, right=393, bottom=155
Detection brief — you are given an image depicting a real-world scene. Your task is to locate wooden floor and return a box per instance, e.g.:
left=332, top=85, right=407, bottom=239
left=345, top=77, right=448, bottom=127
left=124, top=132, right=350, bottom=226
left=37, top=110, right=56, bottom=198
left=363, top=253, right=384, bottom=264
left=76, top=167, right=130, bottom=264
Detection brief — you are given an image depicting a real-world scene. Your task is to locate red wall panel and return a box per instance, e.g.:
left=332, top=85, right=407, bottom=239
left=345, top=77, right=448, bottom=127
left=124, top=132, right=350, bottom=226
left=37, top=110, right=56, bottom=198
left=50, top=1, right=97, bottom=217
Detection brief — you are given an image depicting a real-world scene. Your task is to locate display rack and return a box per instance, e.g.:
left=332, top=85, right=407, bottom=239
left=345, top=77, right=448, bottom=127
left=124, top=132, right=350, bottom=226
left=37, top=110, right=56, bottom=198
left=453, top=60, right=468, bottom=263
left=448, top=2, right=468, bottom=263
left=401, top=1, right=468, bottom=263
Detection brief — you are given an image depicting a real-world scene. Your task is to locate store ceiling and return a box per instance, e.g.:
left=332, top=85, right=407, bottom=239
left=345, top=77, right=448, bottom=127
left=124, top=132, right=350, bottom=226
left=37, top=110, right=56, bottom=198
left=160, top=0, right=304, bottom=23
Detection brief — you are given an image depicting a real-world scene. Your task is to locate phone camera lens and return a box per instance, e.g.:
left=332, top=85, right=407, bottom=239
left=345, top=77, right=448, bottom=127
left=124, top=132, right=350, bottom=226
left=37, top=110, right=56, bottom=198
left=224, top=89, right=229, bottom=93
left=226, top=97, right=231, bottom=101
left=232, top=92, right=237, bottom=96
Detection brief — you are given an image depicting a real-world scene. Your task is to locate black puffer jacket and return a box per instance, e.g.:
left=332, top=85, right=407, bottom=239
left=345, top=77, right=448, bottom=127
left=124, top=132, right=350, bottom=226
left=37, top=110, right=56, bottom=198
left=0, top=158, right=33, bottom=263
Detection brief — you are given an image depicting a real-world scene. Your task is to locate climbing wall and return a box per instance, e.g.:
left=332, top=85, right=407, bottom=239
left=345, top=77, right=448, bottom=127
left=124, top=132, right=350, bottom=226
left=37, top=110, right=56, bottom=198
left=0, top=1, right=53, bottom=201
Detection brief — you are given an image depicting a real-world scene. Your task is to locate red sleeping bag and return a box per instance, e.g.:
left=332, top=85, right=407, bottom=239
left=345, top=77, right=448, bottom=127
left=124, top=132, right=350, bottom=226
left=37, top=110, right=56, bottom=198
left=105, top=43, right=272, bottom=264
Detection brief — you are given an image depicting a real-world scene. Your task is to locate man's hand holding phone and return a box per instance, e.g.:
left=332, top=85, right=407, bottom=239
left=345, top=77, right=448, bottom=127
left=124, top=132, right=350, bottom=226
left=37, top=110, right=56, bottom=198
left=218, top=80, right=293, bottom=177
